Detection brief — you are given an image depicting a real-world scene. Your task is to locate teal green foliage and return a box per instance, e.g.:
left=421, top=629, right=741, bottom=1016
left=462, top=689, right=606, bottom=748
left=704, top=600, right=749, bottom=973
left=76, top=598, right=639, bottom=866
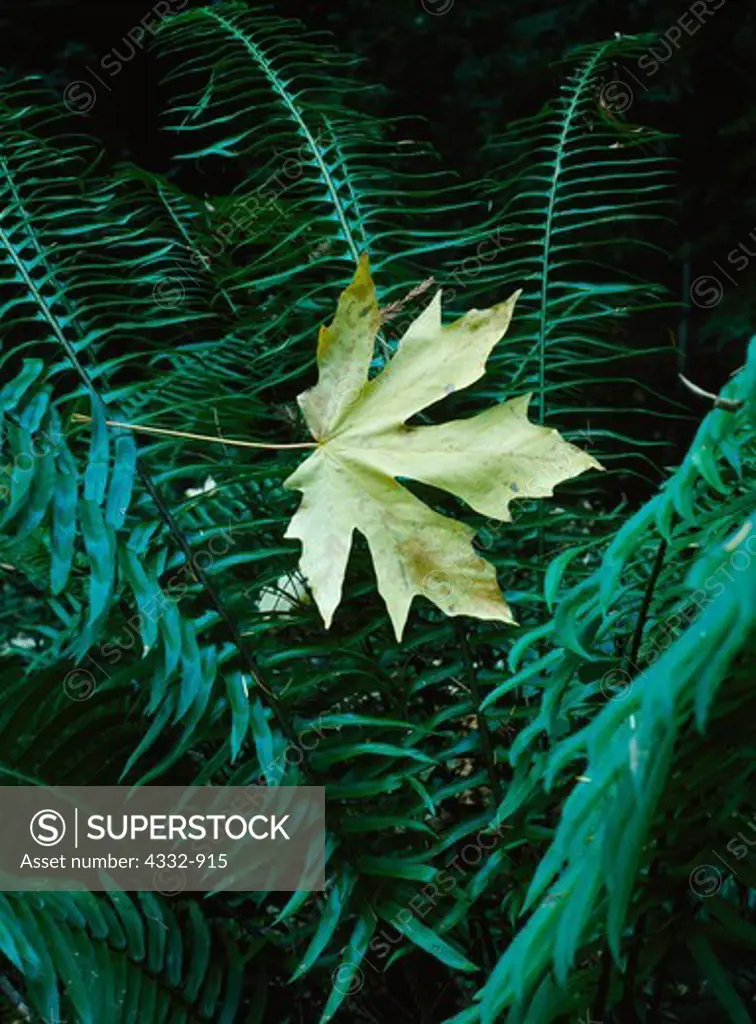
left=1, top=5, right=755, bottom=1022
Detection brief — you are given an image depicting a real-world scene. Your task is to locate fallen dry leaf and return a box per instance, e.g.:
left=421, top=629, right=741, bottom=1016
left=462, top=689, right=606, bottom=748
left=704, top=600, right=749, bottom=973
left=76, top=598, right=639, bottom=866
left=285, top=255, right=601, bottom=639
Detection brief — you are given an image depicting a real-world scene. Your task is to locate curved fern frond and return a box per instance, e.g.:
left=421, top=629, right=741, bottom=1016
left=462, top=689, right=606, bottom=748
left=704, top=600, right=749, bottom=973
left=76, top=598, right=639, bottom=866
left=150, top=3, right=481, bottom=331
left=0, top=889, right=244, bottom=1024
left=451, top=37, right=683, bottom=473
left=471, top=340, right=756, bottom=1021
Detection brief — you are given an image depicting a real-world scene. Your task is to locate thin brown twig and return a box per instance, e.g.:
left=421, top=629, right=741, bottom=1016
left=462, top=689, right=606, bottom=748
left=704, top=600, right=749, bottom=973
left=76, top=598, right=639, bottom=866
left=679, top=373, right=744, bottom=412
left=379, top=277, right=436, bottom=323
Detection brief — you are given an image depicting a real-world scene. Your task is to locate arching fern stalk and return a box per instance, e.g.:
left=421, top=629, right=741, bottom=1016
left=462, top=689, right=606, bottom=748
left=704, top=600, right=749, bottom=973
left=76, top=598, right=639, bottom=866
left=388, top=37, right=688, bottom=716
left=0, top=74, right=244, bottom=757
left=144, top=0, right=484, bottom=392
left=464, top=36, right=681, bottom=471
left=462, top=341, right=756, bottom=1023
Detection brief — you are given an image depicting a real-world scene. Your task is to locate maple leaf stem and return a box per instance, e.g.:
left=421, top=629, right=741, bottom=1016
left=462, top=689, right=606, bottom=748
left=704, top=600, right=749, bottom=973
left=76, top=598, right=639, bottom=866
left=71, top=414, right=318, bottom=450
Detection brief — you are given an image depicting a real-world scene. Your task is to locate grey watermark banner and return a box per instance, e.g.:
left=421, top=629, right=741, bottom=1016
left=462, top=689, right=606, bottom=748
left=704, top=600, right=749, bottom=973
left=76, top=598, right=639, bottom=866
left=0, top=786, right=325, bottom=893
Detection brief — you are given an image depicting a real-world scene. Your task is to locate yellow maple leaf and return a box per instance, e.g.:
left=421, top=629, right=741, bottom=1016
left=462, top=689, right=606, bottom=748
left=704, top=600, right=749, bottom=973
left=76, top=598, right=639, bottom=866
left=284, top=254, right=602, bottom=640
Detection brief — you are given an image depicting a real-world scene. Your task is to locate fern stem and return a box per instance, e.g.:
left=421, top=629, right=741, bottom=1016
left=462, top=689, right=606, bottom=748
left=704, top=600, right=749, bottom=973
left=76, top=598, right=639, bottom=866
left=2, top=150, right=317, bottom=787
left=209, top=9, right=361, bottom=266
left=594, top=536, right=668, bottom=1021
left=0, top=225, right=97, bottom=396
left=71, top=414, right=317, bottom=451
left=535, top=41, right=612, bottom=425
left=534, top=41, right=612, bottom=569
left=627, top=537, right=668, bottom=672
